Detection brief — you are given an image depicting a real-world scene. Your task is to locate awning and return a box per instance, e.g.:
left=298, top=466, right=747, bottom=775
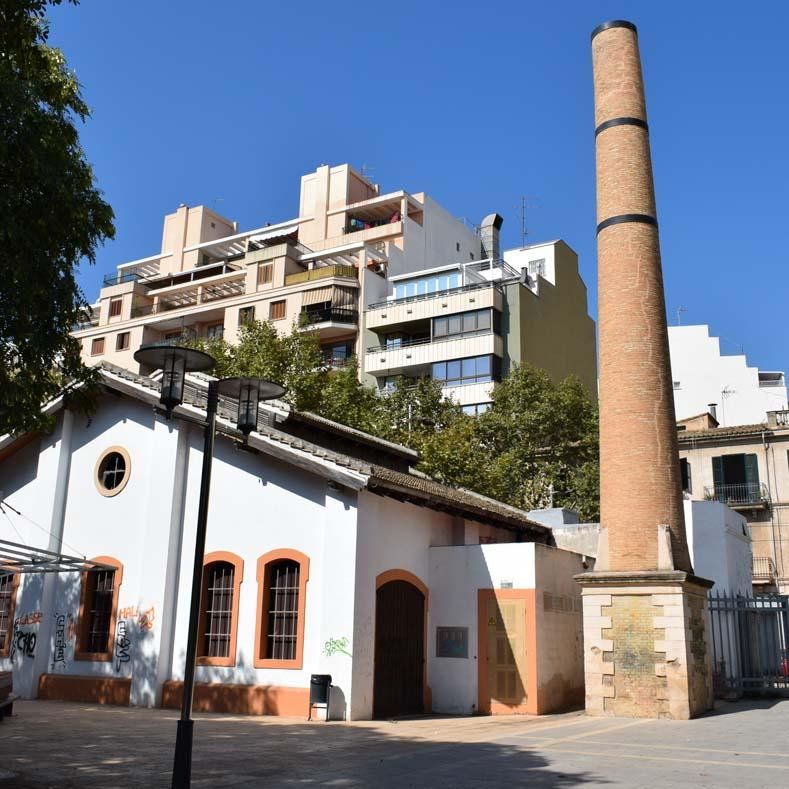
left=302, top=286, right=333, bottom=306
left=333, top=286, right=356, bottom=309
left=248, top=224, right=299, bottom=248
left=0, top=539, right=114, bottom=575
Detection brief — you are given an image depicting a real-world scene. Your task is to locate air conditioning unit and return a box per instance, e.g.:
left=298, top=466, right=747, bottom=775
left=373, top=262, right=387, bottom=276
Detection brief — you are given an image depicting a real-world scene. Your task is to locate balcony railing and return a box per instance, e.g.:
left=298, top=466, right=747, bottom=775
left=752, top=556, right=778, bottom=583
left=366, top=330, right=497, bottom=354
left=704, top=482, right=770, bottom=507
left=367, top=280, right=502, bottom=311
left=768, top=410, right=789, bottom=428
left=103, top=271, right=143, bottom=286
left=300, top=307, right=358, bottom=326
left=285, top=264, right=356, bottom=286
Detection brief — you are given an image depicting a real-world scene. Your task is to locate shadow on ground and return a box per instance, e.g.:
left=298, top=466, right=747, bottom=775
left=0, top=701, right=605, bottom=789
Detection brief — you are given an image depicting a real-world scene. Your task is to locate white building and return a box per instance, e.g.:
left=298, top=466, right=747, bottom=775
left=0, top=365, right=587, bottom=719
left=669, top=324, right=787, bottom=427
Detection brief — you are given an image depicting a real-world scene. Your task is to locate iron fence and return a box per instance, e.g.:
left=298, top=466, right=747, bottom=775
left=703, top=482, right=769, bottom=507
left=708, top=591, right=789, bottom=697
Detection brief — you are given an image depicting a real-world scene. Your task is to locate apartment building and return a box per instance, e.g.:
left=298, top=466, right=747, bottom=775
left=677, top=408, right=789, bottom=593
left=74, top=164, right=482, bottom=372
left=73, top=164, right=597, bottom=409
left=362, top=235, right=597, bottom=412
left=669, top=324, right=787, bottom=427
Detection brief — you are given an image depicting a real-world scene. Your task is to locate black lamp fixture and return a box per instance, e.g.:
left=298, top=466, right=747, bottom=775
left=134, top=344, right=215, bottom=415
left=134, top=343, right=285, bottom=789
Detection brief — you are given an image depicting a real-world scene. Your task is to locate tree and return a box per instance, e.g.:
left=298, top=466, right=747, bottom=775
left=0, top=1, right=115, bottom=435
left=420, top=364, right=600, bottom=521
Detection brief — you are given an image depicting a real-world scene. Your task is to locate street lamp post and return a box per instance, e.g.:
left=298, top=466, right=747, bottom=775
left=133, top=345, right=285, bottom=789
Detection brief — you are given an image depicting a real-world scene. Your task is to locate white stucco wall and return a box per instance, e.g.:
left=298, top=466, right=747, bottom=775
left=684, top=500, right=752, bottom=595
left=669, top=325, right=787, bottom=426
left=427, top=543, right=537, bottom=715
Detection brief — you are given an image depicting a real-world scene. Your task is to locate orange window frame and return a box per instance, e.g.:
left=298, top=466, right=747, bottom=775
left=75, top=556, right=124, bottom=662
left=254, top=549, right=310, bottom=669
left=0, top=572, right=20, bottom=658
left=196, top=551, right=244, bottom=668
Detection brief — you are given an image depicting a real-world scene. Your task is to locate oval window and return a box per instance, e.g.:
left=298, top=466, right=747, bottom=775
left=95, top=448, right=131, bottom=497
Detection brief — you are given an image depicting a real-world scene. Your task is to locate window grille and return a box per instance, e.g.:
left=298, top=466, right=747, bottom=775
left=528, top=258, right=546, bottom=277
left=85, top=569, right=115, bottom=654
left=0, top=574, right=15, bottom=652
left=202, top=563, right=235, bottom=658
left=99, top=452, right=126, bottom=491
left=266, top=560, right=300, bottom=660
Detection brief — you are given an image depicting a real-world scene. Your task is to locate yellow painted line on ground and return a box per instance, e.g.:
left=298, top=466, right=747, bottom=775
left=530, top=719, right=648, bottom=747
left=534, top=738, right=789, bottom=759
left=543, top=746, right=789, bottom=770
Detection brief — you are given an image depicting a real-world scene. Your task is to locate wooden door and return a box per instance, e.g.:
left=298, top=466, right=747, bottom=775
left=484, top=596, right=528, bottom=712
left=374, top=580, right=425, bottom=718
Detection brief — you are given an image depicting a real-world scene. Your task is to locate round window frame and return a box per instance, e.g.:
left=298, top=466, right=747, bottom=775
left=94, top=446, right=132, bottom=497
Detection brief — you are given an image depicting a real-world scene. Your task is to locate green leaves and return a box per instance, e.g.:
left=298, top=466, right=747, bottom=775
left=0, top=1, right=115, bottom=436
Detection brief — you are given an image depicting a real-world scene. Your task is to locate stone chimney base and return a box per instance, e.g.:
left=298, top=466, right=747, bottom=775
left=575, top=571, right=714, bottom=719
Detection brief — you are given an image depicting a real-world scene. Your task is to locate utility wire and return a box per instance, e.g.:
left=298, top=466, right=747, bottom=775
left=0, top=498, right=86, bottom=558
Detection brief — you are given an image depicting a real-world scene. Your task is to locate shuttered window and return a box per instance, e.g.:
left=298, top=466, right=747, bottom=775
left=269, top=300, right=286, bottom=320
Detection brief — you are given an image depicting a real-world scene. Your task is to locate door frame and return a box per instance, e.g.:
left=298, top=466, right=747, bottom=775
left=477, top=589, right=538, bottom=715
left=374, top=569, right=431, bottom=714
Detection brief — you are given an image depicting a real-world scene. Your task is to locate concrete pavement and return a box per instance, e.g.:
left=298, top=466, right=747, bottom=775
left=1, top=699, right=788, bottom=787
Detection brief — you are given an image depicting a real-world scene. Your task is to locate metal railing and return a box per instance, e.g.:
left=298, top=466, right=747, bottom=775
left=704, top=482, right=770, bottom=506
left=768, top=410, right=789, bottom=428
left=103, top=271, right=142, bottom=286
left=366, top=329, right=497, bottom=354
left=753, top=556, right=778, bottom=583
left=367, top=279, right=502, bottom=311
left=708, top=591, right=789, bottom=697
left=103, top=261, right=241, bottom=290
left=300, top=307, right=358, bottom=326
left=285, top=264, right=357, bottom=286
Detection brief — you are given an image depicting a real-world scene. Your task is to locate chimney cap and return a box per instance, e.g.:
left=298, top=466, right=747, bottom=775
left=591, top=20, right=637, bottom=41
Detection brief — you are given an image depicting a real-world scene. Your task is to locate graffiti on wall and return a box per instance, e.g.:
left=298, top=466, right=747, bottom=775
left=117, top=605, right=156, bottom=632
left=17, top=611, right=43, bottom=626
left=51, top=613, right=71, bottom=669
left=114, top=619, right=131, bottom=673
left=9, top=619, right=37, bottom=660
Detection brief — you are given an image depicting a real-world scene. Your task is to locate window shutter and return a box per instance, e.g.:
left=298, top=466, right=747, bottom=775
left=744, top=454, right=760, bottom=487
left=712, top=456, right=724, bottom=488
left=687, top=460, right=692, bottom=494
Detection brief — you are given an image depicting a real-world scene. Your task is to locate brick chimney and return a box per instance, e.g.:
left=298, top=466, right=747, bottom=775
left=576, top=20, right=713, bottom=720
left=592, top=20, right=691, bottom=574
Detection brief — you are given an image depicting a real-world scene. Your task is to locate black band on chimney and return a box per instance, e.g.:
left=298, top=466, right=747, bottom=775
left=595, top=117, right=648, bottom=137
left=591, top=20, right=638, bottom=41
left=596, top=213, right=657, bottom=235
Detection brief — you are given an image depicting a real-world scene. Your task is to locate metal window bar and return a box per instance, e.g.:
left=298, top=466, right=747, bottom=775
left=86, top=569, right=115, bottom=653
left=0, top=573, right=12, bottom=651
left=708, top=591, right=789, bottom=697
left=101, top=454, right=126, bottom=490
left=202, top=563, right=234, bottom=658
left=267, top=561, right=300, bottom=661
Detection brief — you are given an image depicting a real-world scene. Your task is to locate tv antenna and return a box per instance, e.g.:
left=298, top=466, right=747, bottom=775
left=517, top=196, right=539, bottom=247
left=675, top=306, right=687, bottom=325
left=360, top=163, right=375, bottom=179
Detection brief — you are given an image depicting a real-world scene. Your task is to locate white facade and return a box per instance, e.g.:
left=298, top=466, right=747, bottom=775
left=0, top=367, right=586, bottom=719
left=669, top=324, right=787, bottom=427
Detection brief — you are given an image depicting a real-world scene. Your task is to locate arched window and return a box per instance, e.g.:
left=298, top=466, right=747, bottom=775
left=197, top=552, right=243, bottom=667
left=0, top=572, right=20, bottom=658
left=75, top=557, right=123, bottom=661
left=254, top=550, right=309, bottom=669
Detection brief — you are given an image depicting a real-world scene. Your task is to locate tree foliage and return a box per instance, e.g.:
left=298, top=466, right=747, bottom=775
left=0, top=0, right=115, bottom=435
left=189, top=322, right=600, bottom=519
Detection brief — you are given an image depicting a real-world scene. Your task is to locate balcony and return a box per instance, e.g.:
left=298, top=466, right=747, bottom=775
left=365, top=332, right=502, bottom=376
left=285, top=264, right=357, bottom=286
left=131, top=273, right=245, bottom=319
left=703, top=482, right=770, bottom=509
left=300, top=307, right=358, bottom=327
left=767, top=410, right=789, bottom=428
left=752, top=556, right=778, bottom=586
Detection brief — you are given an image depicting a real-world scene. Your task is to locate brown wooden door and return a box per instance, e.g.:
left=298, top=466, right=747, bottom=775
left=374, top=580, right=425, bottom=718
left=485, top=596, right=527, bottom=711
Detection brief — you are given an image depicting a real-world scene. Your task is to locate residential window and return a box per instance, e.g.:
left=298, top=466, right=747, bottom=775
left=322, top=341, right=353, bottom=368
left=393, top=270, right=461, bottom=300
left=432, top=355, right=497, bottom=387
left=258, top=263, right=273, bottom=285
left=462, top=402, right=492, bottom=417
left=115, top=332, right=130, bottom=351
left=710, top=453, right=762, bottom=505
left=0, top=573, right=19, bottom=658
left=432, top=309, right=493, bottom=340
left=206, top=323, right=224, bottom=340
left=109, top=298, right=122, bottom=318
left=528, top=258, right=546, bottom=277
left=94, top=447, right=131, bottom=497
left=255, top=550, right=309, bottom=668
left=197, top=552, right=243, bottom=667
left=680, top=458, right=692, bottom=494
left=239, top=306, right=255, bottom=326
left=91, top=337, right=105, bottom=356
left=75, top=557, right=123, bottom=661
left=269, top=300, right=286, bottom=321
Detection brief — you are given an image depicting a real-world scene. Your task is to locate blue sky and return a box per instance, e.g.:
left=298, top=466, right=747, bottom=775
left=51, top=0, right=788, bottom=372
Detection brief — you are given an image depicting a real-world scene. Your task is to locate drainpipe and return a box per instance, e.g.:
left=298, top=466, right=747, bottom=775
left=32, top=408, right=75, bottom=693
left=763, top=431, right=780, bottom=586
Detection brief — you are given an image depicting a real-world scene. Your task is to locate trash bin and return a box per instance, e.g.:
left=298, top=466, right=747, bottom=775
left=308, top=674, right=332, bottom=721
